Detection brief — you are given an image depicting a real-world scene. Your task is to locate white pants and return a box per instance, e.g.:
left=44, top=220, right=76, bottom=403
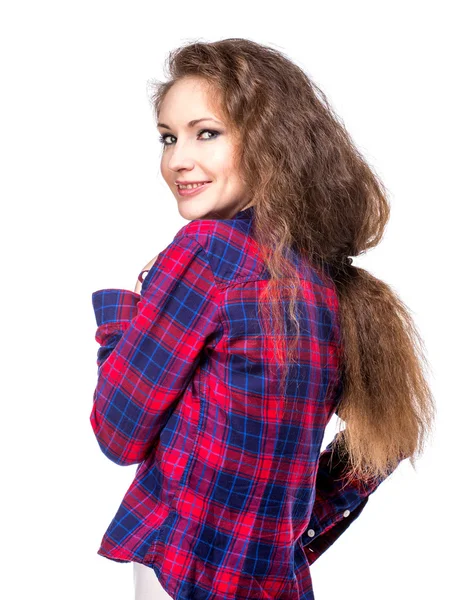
left=133, top=561, right=174, bottom=600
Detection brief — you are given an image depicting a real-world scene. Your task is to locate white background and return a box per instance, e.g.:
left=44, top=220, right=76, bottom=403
left=1, top=1, right=452, bottom=598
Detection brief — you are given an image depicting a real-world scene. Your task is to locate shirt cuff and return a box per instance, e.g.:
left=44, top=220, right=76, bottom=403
left=92, top=288, right=142, bottom=327
left=299, top=495, right=369, bottom=564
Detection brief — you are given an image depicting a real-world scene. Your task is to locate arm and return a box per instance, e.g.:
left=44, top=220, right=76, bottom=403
left=299, top=430, right=401, bottom=565
left=90, top=234, right=221, bottom=466
left=90, top=255, right=160, bottom=373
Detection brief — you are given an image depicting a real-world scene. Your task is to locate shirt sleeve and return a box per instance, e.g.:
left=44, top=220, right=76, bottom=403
left=299, top=430, right=401, bottom=565
left=90, top=234, right=221, bottom=466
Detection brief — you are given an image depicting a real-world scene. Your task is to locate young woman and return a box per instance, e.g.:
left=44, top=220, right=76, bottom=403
left=91, top=38, right=435, bottom=600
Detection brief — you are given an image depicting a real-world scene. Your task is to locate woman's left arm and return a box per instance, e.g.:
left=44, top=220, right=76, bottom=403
left=90, top=235, right=221, bottom=466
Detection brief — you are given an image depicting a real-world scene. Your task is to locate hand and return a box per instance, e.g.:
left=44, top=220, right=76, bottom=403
left=134, top=255, right=159, bottom=294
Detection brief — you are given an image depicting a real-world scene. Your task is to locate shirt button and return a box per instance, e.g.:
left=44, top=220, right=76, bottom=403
left=343, top=510, right=350, bottom=517
left=307, top=529, right=315, bottom=537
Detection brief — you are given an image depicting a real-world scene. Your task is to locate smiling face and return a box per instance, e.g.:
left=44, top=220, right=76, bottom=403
left=157, top=77, right=253, bottom=221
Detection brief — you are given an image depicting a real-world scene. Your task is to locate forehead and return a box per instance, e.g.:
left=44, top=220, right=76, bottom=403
left=159, top=77, right=223, bottom=120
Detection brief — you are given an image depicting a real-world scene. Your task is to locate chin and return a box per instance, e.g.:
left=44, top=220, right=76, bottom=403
left=177, top=204, right=208, bottom=222
left=177, top=200, right=220, bottom=221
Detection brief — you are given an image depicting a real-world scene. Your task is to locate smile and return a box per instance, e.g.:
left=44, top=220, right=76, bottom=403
left=177, top=182, right=212, bottom=197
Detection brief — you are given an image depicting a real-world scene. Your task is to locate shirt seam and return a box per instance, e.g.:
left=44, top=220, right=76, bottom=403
left=178, top=233, right=226, bottom=352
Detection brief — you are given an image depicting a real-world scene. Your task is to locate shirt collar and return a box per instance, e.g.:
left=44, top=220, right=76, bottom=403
left=234, top=206, right=254, bottom=220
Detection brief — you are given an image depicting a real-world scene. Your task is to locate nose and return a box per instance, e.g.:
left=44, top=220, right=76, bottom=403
left=167, top=140, right=196, bottom=172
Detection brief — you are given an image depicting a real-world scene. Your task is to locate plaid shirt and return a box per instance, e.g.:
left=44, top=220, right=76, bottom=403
left=91, top=206, right=399, bottom=599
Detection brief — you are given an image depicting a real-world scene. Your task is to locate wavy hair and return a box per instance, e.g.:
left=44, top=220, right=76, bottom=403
left=146, top=38, right=436, bottom=486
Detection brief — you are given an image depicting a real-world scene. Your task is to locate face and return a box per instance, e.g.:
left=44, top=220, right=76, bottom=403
left=157, top=77, right=254, bottom=221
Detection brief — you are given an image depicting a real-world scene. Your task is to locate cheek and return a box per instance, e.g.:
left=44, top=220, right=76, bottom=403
left=209, top=141, right=235, bottom=172
left=160, top=157, right=170, bottom=181
left=215, top=159, right=240, bottom=186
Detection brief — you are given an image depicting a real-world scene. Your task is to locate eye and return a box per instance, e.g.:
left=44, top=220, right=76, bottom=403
left=157, top=129, right=220, bottom=146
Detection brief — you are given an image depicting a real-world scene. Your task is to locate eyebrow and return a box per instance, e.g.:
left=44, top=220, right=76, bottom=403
left=156, top=117, right=223, bottom=130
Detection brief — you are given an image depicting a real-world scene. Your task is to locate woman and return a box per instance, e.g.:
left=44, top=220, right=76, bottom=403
left=91, top=38, right=435, bottom=600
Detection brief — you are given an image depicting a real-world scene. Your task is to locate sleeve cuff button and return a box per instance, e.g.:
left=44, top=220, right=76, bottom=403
left=343, top=510, right=350, bottom=517
left=307, top=529, right=315, bottom=537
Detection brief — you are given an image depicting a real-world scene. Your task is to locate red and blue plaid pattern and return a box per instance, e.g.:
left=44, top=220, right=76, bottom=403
left=91, top=207, right=401, bottom=599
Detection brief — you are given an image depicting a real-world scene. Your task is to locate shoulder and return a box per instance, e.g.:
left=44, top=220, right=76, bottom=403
left=173, top=217, right=266, bottom=284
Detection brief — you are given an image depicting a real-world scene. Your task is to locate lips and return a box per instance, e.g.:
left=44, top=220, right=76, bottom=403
left=177, top=181, right=211, bottom=186
left=177, top=181, right=212, bottom=197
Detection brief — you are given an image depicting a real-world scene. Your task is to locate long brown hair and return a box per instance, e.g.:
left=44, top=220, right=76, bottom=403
left=146, top=38, right=436, bottom=486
